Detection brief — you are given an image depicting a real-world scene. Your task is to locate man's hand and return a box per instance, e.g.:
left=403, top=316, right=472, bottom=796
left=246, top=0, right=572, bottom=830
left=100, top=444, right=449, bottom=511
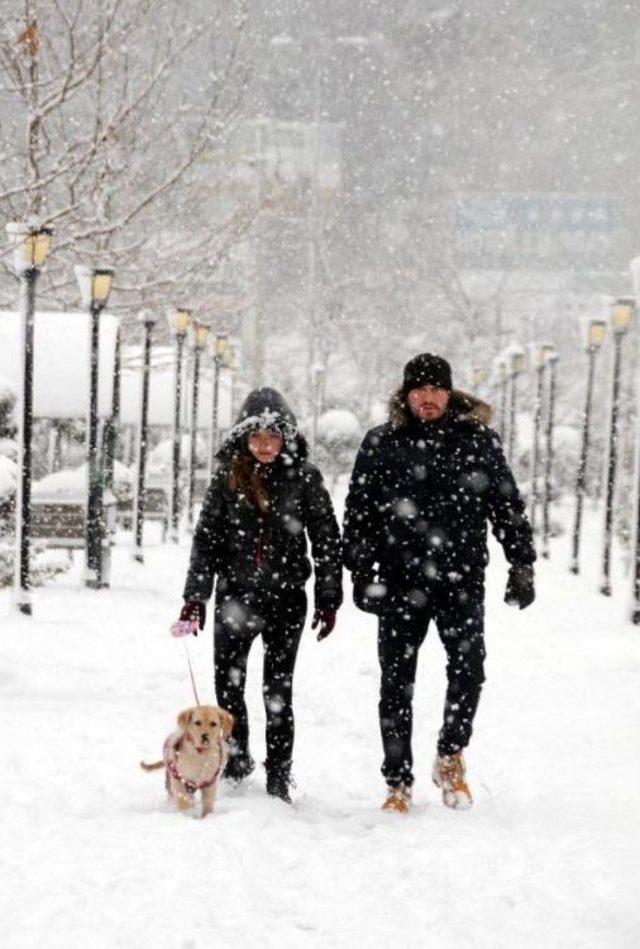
left=179, top=600, right=206, bottom=632
left=504, top=565, right=535, bottom=610
left=312, top=607, right=337, bottom=641
left=352, top=569, right=389, bottom=615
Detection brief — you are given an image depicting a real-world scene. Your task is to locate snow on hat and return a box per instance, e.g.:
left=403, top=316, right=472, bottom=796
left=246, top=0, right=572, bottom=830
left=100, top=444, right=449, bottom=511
left=402, top=353, right=453, bottom=392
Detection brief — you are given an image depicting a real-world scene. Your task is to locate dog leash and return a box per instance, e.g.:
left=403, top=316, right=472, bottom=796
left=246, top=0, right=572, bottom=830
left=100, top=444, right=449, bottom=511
left=170, top=619, right=203, bottom=705
left=182, top=639, right=201, bottom=705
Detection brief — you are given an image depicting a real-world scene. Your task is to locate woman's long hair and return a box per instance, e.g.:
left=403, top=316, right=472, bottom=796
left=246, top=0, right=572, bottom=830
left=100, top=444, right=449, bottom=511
left=227, top=450, right=270, bottom=512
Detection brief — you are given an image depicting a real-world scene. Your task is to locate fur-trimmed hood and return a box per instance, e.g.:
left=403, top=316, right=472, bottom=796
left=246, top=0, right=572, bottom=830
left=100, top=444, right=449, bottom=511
left=388, top=387, right=492, bottom=429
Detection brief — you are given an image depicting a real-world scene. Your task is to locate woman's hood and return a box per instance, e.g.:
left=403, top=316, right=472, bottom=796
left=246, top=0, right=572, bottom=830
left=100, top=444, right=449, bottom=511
left=218, top=387, right=308, bottom=462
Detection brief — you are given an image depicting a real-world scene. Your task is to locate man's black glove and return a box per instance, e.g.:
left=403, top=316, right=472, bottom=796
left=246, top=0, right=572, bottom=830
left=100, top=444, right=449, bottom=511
left=352, top=569, right=389, bottom=616
left=504, top=564, right=535, bottom=610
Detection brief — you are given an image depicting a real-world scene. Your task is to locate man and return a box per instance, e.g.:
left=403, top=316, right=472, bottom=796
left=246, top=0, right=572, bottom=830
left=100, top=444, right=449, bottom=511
left=343, top=353, right=535, bottom=814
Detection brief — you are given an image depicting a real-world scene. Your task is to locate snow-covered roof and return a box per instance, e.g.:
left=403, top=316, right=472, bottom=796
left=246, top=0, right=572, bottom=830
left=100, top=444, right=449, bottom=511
left=0, top=310, right=118, bottom=420
left=119, top=344, right=233, bottom=428
left=33, top=461, right=132, bottom=502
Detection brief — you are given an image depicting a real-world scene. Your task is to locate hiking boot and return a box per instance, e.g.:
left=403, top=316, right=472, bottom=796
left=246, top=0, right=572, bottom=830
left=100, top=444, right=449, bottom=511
left=432, top=752, right=473, bottom=809
left=381, top=783, right=412, bottom=814
left=223, top=753, right=255, bottom=784
left=265, top=761, right=294, bottom=804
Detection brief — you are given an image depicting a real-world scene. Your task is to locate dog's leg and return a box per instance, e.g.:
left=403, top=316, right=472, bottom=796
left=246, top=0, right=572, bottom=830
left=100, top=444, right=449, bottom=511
left=201, top=784, right=217, bottom=818
left=169, top=775, right=192, bottom=812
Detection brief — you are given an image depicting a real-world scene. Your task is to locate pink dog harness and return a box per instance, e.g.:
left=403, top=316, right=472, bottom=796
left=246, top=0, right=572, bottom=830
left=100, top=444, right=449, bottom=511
left=163, top=733, right=224, bottom=795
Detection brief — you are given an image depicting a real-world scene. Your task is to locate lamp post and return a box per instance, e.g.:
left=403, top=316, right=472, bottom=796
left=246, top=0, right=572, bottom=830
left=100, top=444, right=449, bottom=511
left=5, top=221, right=53, bottom=614
left=133, top=311, right=155, bottom=563
left=187, top=321, right=210, bottom=529
left=102, top=322, right=121, bottom=494
left=227, top=343, right=239, bottom=419
left=75, top=265, right=114, bottom=589
left=311, top=361, right=326, bottom=449
left=629, top=259, right=640, bottom=622
left=209, top=331, right=229, bottom=479
left=570, top=317, right=607, bottom=574
left=506, top=345, right=526, bottom=465
left=472, top=366, right=486, bottom=397
left=541, top=344, right=559, bottom=559
left=529, top=345, right=546, bottom=534
left=496, top=358, right=508, bottom=442
left=599, top=297, right=635, bottom=595
left=167, top=308, right=191, bottom=543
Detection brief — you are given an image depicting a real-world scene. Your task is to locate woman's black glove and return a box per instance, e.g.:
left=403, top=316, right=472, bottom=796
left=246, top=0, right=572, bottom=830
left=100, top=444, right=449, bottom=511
left=504, top=565, right=535, bottom=610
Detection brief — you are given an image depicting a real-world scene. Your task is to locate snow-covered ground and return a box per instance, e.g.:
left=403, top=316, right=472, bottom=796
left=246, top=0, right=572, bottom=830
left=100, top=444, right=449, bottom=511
left=1, top=502, right=639, bottom=949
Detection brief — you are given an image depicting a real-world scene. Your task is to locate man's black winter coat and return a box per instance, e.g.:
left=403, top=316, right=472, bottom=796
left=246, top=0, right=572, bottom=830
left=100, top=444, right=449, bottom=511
left=343, top=392, right=535, bottom=593
left=183, top=390, right=343, bottom=611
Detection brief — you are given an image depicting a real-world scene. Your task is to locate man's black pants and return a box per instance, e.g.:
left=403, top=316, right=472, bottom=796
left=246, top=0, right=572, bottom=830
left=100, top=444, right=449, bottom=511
left=378, top=578, right=486, bottom=788
left=214, top=588, right=306, bottom=773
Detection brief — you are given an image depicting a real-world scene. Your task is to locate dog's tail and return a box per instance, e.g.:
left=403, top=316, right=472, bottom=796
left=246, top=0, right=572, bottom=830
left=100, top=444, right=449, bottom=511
left=140, top=760, right=164, bottom=772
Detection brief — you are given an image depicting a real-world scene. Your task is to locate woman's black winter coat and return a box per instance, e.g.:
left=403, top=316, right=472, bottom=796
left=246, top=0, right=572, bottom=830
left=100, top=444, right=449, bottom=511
left=183, top=434, right=343, bottom=612
left=342, top=392, right=535, bottom=590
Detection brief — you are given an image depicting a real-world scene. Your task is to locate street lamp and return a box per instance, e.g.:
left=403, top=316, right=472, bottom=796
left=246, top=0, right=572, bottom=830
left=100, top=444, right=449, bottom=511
left=471, top=366, right=486, bottom=396
left=529, top=344, right=546, bottom=534
left=133, top=311, right=156, bottom=563
left=102, top=321, right=121, bottom=494
left=540, top=344, right=559, bottom=559
left=187, top=321, right=210, bottom=529
left=208, top=331, right=229, bottom=479
left=599, top=297, right=635, bottom=595
left=311, top=361, right=326, bottom=449
left=75, top=264, right=114, bottom=589
left=167, top=308, right=191, bottom=543
left=506, top=344, right=526, bottom=465
left=628, top=260, right=640, bottom=622
left=5, top=221, right=53, bottom=614
left=570, top=317, right=607, bottom=574
left=495, top=357, right=508, bottom=442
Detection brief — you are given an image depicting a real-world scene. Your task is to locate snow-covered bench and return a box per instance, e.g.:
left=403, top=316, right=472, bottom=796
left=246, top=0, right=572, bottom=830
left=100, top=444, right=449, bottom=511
left=31, top=467, right=116, bottom=551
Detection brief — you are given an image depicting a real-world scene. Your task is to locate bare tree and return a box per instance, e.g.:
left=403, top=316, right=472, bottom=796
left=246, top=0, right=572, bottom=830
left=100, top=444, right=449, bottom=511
left=0, top=0, right=256, bottom=320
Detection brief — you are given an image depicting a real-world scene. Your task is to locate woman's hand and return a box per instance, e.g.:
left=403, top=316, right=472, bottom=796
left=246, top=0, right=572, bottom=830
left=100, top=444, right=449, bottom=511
left=312, top=607, right=337, bottom=641
left=180, top=600, right=206, bottom=632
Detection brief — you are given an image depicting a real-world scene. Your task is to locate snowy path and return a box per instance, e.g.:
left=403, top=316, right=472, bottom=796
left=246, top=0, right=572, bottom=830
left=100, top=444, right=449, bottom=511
left=1, top=515, right=639, bottom=949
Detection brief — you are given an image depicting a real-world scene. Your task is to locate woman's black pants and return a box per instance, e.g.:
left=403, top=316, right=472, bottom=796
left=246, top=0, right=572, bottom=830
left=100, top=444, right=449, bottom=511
left=214, top=588, right=306, bottom=773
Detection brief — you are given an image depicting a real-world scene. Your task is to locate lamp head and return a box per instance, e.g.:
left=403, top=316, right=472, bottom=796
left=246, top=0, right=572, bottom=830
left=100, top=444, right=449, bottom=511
left=75, top=265, right=114, bottom=309
left=168, top=308, right=192, bottom=336
left=610, top=297, right=634, bottom=336
left=472, top=366, right=486, bottom=388
left=584, top=318, right=607, bottom=352
left=192, top=321, right=210, bottom=350
left=6, top=221, right=54, bottom=274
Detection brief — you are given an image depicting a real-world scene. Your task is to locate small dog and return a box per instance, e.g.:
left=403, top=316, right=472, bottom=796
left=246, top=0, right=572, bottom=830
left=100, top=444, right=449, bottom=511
left=141, top=705, right=234, bottom=818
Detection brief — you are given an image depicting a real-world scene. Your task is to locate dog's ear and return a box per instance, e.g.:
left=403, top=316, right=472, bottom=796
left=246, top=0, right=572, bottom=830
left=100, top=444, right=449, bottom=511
left=177, top=708, right=192, bottom=731
left=219, top=709, right=234, bottom=739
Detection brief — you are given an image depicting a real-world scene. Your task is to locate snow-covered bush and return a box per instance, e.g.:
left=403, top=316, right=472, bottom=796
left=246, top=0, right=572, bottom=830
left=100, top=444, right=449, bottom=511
left=315, top=409, right=362, bottom=485
left=0, top=376, right=16, bottom=438
left=0, top=542, right=69, bottom=588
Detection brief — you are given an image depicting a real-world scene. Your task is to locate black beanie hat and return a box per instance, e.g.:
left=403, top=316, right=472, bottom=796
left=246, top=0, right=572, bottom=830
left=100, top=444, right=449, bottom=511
left=402, top=353, right=453, bottom=392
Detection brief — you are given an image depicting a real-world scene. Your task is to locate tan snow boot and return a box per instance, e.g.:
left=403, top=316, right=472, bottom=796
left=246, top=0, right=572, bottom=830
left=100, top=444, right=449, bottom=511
left=381, top=783, right=412, bottom=814
left=432, top=752, right=473, bottom=809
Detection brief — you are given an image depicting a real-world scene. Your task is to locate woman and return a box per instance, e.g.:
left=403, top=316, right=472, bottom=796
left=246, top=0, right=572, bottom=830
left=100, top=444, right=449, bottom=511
left=178, top=387, right=343, bottom=803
